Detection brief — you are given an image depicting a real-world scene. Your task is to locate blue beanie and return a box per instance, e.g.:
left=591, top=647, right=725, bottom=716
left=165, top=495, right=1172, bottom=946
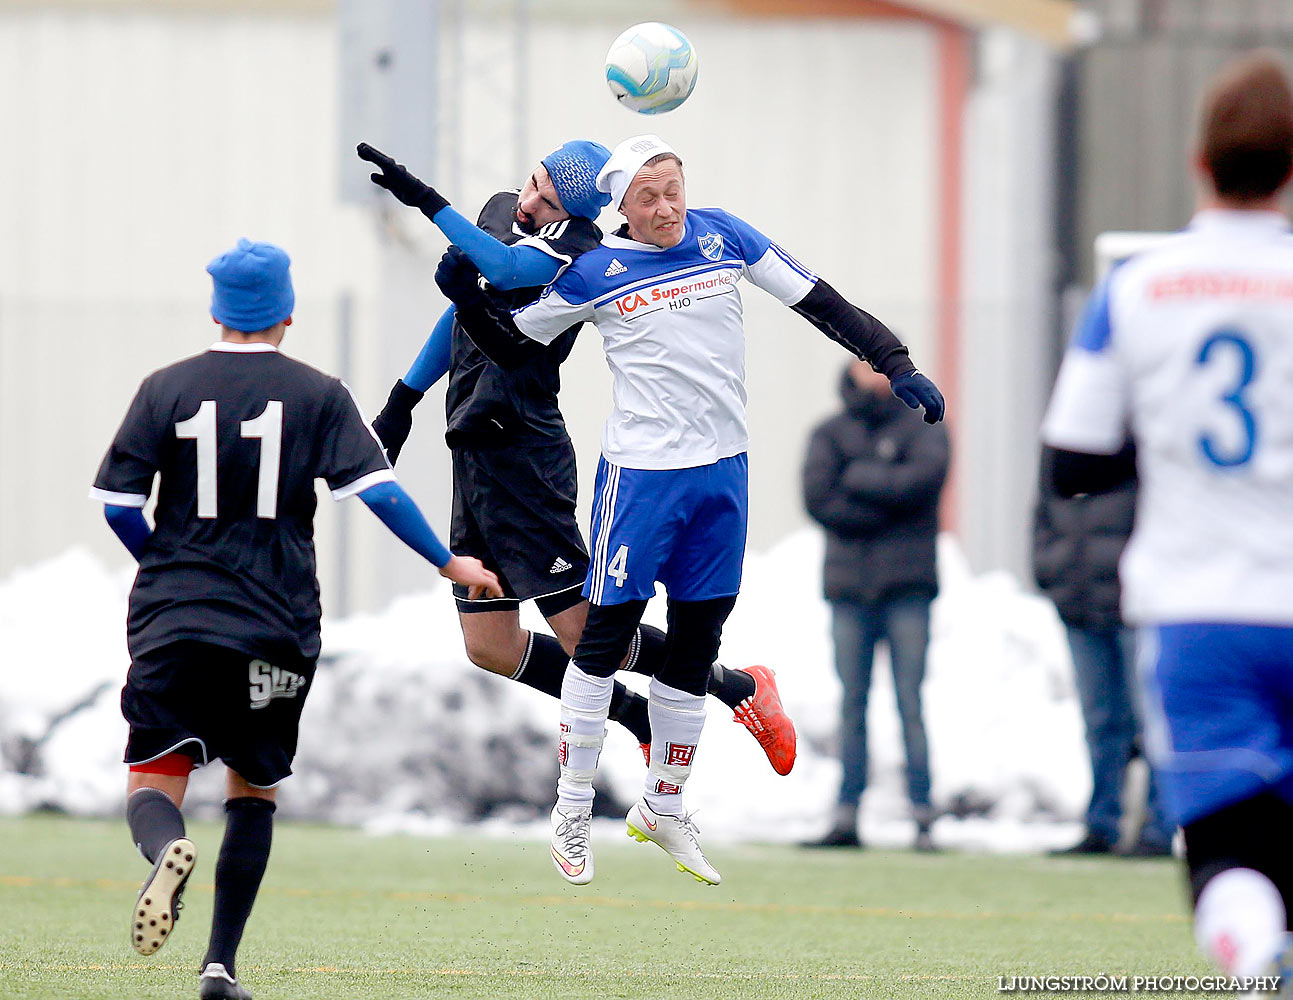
left=541, top=140, right=613, bottom=220
left=206, top=238, right=295, bottom=332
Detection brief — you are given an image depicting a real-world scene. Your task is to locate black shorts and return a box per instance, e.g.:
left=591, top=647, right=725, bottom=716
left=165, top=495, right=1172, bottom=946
left=450, top=440, right=589, bottom=614
left=121, top=640, right=316, bottom=788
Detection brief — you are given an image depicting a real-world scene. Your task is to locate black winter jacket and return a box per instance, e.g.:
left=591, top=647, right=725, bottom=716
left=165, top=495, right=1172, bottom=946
left=801, top=368, right=949, bottom=603
left=1031, top=447, right=1135, bottom=631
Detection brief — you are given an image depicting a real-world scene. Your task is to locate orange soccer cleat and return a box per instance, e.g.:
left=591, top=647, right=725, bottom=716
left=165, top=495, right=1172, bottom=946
left=732, top=665, right=797, bottom=776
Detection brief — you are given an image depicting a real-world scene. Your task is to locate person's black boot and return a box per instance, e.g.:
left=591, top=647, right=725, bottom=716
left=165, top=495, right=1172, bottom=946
left=1049, top=830, right=1114, bottom=855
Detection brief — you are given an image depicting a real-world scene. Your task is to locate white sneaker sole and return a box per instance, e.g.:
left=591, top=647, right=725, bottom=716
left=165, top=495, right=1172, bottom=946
left=625, top=817, right=722, bottom=885
left=131, top=838, right=196, bottom=955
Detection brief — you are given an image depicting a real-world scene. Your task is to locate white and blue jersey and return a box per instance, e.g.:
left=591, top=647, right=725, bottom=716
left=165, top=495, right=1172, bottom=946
left=1043, top=209, right=1293, bottom=824
left=1042, top=210, right=1293, bottom=628
left=513, top=207, right=816, bottom=471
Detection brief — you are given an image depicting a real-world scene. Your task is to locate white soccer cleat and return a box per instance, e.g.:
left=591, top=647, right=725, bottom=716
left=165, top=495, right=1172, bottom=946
left=131, top=837, right=196, bottom=955
left=625, top=799, right=721, bottom=885
left=550, top=804, right=594, bottom=885
left=199, top=962, right=253, bottom=1000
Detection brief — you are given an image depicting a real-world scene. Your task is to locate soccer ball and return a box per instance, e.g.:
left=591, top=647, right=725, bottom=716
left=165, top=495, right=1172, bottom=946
left=605, top=22, right=698, bottom=115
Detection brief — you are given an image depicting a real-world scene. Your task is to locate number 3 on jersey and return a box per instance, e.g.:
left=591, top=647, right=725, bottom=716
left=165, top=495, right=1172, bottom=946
left=607, top=544, right=630, bottom=588
left=1195, top=330, right=1258, bottom=468
left=175, top=399, right=284, bottom=518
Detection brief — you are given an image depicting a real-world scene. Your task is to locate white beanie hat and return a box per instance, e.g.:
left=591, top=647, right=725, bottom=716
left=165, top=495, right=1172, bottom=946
left=596, top=134, right=677, bottom=210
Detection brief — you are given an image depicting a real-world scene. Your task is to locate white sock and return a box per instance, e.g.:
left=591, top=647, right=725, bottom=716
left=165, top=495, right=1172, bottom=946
left=1194, top=868, right=1286, bottom=977
left=556, top=665, right=613, bottom=810
left=644, top=678, right=706, bottom=817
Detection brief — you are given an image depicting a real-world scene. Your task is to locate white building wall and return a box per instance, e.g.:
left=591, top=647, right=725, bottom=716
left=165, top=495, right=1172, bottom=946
left=0, top=5, right=1052, bottom=611
left=959, top=30, right=1059, bottom=580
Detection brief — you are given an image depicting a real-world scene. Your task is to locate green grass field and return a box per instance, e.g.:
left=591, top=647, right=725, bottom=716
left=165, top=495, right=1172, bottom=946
left=0, top=815, right=1212, bottom=999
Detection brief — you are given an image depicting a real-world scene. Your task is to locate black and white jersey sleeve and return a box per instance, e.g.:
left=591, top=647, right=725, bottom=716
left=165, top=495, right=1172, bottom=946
left=316, top=380, right=395, bottom=498
left=91, top=377, right=166, bottom=508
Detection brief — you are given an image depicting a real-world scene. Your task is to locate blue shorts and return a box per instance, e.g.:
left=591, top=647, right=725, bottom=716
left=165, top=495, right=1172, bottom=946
left=583, top=454, right=748, bottom=606
left=1137, top=622, right=1293, bottom=827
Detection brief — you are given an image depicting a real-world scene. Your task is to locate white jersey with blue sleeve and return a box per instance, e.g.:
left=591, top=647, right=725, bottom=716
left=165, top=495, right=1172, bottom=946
left=1042, top=210, right=1293, bottom=626
left=512, top=207, right=816, bottom=470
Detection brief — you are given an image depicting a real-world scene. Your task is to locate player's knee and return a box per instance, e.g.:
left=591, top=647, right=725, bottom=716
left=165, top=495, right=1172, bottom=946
left=463, top=640, right=516, bottom=675
left=657, top=596, right=737, bottom=693
left=574, top=601, right=647, bottom=678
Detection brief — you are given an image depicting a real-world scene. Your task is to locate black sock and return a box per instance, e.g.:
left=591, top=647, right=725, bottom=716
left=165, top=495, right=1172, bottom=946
left=624, top=624, right=665, bottom=674
left=608, top=687, right=652, bottom=745
left=126, top=787, right=185, bottom=863
left=623, top=624, right=755, bottom=707
left=516, top=630, right=650, bottom=743
left=707, top=662, right=755, bottom=709
left=203, top=797, right=275, bottom=977
left=512, top=632, right=568, bottom=697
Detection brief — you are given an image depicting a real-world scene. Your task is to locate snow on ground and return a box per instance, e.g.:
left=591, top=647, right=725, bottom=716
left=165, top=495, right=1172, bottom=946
left=0, top=532, right=1093, bottom=852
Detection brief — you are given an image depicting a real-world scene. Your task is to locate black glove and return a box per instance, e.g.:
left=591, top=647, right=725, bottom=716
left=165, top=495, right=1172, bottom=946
left=889, top=370, right=946, bottom=424
left=371, top=379, right=425, bottom=466
left=435, top=247, right=537, bottom=370
left=356, top=142, right=449, bottom=219
left=434, top=246, right=485, bottom=304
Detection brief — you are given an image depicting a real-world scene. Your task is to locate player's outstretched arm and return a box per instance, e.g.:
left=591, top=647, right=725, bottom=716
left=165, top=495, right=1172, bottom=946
left=429, top=208, right=561, bottom=290
left=358, top=481, right=502, bottom=598
left=791, top=280, right=945, bottom=423
left=103, top=504, right=151, bottom=561
left=371, top=306, right=457, bottom=465
left=434, top=247, right=541, bottom=369
left=357, top=143, right=559, bottom=290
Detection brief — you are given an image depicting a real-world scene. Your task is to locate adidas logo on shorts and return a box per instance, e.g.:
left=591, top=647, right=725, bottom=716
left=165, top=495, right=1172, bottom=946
left=604, top=258, right=628, bottom=277
left=549, top=557, right=574, bottom=574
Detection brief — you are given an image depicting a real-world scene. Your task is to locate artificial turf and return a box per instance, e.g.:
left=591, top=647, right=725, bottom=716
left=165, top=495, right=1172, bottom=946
left=0, top=814, right=1212, bottom=999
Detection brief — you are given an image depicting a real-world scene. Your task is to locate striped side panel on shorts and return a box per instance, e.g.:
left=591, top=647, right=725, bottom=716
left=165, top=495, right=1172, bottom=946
left=588, top=461, right=622, bottom=605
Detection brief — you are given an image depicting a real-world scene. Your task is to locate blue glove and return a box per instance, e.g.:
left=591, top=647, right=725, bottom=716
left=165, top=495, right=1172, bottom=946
left=889, top=371, right=945, bottom=424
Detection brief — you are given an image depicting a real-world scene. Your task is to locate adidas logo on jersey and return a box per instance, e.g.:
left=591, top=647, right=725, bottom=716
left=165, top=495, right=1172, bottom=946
left=549, top=557, right=574, bottom=574
left=604, top=258, right=628, bottom=277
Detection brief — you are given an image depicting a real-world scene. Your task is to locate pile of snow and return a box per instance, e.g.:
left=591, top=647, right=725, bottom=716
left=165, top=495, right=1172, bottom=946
left=0, top=533, right=1092, bottom=851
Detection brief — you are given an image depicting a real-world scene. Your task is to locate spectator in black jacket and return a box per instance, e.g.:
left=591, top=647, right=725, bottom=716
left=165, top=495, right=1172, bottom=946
left=801, top=360, right=949, bottom=850
left=1032, top=447, right=1173, bottom=857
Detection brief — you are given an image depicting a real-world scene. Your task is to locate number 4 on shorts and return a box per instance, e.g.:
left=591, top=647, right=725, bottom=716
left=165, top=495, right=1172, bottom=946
left=607, top=545, right=629, bottom=587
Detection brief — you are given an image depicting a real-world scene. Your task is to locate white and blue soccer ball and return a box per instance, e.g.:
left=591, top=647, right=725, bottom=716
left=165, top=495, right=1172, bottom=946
left=604, top=22, right=698, bottom=115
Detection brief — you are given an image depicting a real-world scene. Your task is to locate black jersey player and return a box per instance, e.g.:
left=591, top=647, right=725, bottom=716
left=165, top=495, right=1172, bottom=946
left=90, top=239, right=499, bottom=1000
left=357, top=142, right=797, bottom=781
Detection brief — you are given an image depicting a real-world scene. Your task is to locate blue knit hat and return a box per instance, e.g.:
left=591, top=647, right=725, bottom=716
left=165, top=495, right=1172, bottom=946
left=206, top=238, right=295, bottom=332
left=541, top=140, right=613, bottom=220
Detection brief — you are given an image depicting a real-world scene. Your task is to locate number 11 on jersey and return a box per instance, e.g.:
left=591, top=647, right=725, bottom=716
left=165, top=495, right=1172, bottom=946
left=175, top=400, right=284, bottom=519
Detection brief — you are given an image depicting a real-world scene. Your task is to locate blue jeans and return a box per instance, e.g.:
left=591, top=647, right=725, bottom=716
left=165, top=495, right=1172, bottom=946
left=1067, top=626, right=1172, bottom=846
left=830, top=595, right=932, bottom=809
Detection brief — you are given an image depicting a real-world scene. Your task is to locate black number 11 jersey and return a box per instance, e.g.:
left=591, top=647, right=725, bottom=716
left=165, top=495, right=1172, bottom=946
left=91, top=343, right=392, bottom=660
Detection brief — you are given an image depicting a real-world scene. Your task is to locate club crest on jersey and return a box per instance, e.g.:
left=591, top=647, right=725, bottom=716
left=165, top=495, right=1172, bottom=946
left=698, top=232, right=724, bottom=261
